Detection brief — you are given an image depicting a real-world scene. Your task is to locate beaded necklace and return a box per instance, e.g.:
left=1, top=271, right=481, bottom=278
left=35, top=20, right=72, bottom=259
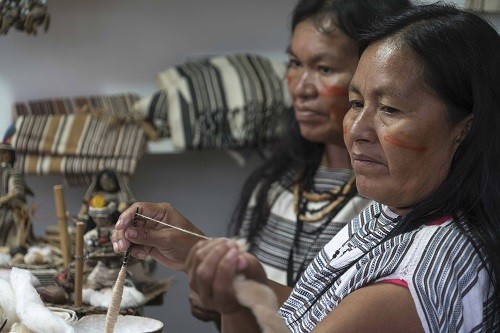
left=293, top=175, right=356, bottom=222
left=287, top=174, right=358, bottom=286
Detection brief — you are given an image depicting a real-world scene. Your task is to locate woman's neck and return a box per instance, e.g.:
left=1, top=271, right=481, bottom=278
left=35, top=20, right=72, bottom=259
left=323, top=143, right=351, bottom=169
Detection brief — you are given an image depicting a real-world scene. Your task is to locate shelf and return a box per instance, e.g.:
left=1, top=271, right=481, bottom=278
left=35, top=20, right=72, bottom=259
left=146, top=138, right=177, bottom=154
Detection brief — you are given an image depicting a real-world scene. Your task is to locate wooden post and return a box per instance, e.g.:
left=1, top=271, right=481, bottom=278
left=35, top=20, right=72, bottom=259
left=53, top=185, right=71, bottom=268
left=74, top=221, right=85, bottom=307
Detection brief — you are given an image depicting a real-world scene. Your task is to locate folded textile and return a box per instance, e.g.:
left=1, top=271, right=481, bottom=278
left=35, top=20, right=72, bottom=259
left=13, top=114, right=146, bottom=159
left=13, top=93, right=140, bottom=118
left=11, top=93, right=147, bottom=187
left=150, top=53, right=292, bottom=150
left=134, top=90, right=170, bottom=139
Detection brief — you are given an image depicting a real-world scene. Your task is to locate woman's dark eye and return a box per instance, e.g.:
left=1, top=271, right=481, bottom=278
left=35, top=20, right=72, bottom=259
left=318, top=66, right=334, bottom=75
left=287, top=59, right=301, bottom=69
left=381, top=105, right=400, bottom=114
left=349, top=100, right=363, bottom=109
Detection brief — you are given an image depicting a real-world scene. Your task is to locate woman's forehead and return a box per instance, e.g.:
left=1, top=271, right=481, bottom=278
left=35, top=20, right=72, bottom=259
left=352, top=41, right=426, bottom=97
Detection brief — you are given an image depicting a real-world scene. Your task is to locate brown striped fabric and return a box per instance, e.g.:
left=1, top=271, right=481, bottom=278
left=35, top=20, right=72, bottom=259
left=13, top=93, right=140, bottom=118
left=11, top=94, right=147, bottom=187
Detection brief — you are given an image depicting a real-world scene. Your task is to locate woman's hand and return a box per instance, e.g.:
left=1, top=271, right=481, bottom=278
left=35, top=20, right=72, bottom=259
left=188, top=290, right=221, bottom=328
left=112, top=202, right=205, bottom=271
left=186, top=238, right=267, bottom=315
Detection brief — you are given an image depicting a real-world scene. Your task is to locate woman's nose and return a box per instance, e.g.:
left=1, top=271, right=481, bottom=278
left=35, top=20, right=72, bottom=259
left=291, top=70, right=317, bottom=99
left=345, top=107, right=376, bottom=143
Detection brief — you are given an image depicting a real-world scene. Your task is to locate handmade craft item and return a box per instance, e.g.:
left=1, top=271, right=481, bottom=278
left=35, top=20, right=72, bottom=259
left=0, top=0, right=50, bottom=35
left=74, top=221, right=85, bottom=307
left=0, top=129, right=35, bottom=250
left=104, top=208, right=139, bottom=333
left=53, top=185, right=71, bottom=268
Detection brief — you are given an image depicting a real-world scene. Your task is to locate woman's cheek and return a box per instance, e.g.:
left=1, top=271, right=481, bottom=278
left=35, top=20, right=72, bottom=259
left=343, top=123, right=351, bottom=145
left=320, top=85, right=349, bottom=98
left=321, top=85, right=350, bottom=124
left=383, top=133, right=428, bottom=153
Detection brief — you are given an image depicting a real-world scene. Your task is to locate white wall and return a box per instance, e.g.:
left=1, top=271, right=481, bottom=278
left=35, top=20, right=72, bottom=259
left=0, top=1, right=498, bottom=332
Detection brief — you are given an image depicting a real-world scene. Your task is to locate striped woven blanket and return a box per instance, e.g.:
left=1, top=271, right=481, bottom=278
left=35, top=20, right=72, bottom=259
left=139, top=53, right=291, bottom=150
left=11, top=93, right=147, bottom=186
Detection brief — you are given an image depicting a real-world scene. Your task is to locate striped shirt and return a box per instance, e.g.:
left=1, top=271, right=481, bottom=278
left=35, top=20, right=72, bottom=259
left=239, top=167, right=372, bottom=286
left=279, top=203, right=493, bottom=332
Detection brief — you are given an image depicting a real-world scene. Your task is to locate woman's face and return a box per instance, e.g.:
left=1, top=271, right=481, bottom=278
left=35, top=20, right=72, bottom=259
left=287, top=18, right=358, bottom=146
left=0, top=150, right=13, bottom=165
left=344, top=40, right=469, bottom=215
left=99, top=173, right=117, bottom=192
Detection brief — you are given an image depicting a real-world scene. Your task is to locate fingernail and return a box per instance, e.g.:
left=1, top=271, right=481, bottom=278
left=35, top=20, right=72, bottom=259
left=127, top=229, right=137, bottom=239
left=115, top=218, right=122, bottom=228
left=118, top=239, right=124, bottom=250
left=112, top=242, right=118, bottom=252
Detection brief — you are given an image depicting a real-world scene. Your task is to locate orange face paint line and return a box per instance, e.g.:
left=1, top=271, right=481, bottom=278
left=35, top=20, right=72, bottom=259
left=320, top=85, right=349, bottom=97
left=383, top=134, right=428, bottom=152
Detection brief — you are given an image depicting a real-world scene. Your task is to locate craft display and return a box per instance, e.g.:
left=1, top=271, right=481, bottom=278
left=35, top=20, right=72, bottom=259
left=0, top=268, right=166, bottom=332
left=0, top=128, right=35, bottom=252
left=10, top=93, right=149, bottom=187
left=78, top=168, right=136, bottom=223
left=1, top=51, right=295, bottom=331
left=0, top=168, right=172, bottom=331
left=0, top=0, right=50, bottom=35
left=135, top=53, right=292, bottom=152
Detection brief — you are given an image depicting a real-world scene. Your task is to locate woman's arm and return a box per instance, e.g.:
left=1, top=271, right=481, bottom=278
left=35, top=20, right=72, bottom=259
left=312, top=283, right=424, bottom=333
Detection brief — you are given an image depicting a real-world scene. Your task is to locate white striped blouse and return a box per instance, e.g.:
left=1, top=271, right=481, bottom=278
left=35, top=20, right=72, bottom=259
left=279, top=203, right=492, bottom=332
left=238, top=167, right=372, bottom=286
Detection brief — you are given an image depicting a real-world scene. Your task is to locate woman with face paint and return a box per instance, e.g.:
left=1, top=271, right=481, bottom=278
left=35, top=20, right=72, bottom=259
left=227, top=0, right=411, bottom=289
left=186, top=1, right=412, bottom=325
left=183, top=4, right=500, bottom=332
left=113, top=0, right=410, bottom=328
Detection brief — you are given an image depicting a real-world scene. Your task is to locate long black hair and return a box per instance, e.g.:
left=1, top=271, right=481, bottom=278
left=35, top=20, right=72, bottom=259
left=305, top=4, right=500, bottom=329
left=227, top=0, right=412, bottom=245
left=366, top=4, right=500, bottom=329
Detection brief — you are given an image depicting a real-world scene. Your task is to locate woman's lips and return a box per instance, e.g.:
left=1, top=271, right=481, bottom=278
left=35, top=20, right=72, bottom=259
left=352, top=153, right=379, bottom=163
left=351, top=153, right=384, bottom=170
left=294, top=107, right=325, bottom=121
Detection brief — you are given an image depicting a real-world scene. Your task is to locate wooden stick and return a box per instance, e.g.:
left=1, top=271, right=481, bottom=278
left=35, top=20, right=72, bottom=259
left=74, top=221, right=85, bottom=307
left=16, top=212, right=26, bottom=248
left=53, top=185, right=71, bottom=268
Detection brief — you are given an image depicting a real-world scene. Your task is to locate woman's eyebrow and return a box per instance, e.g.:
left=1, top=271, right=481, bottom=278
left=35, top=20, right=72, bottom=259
left=348, top=82, right=360, bottom=93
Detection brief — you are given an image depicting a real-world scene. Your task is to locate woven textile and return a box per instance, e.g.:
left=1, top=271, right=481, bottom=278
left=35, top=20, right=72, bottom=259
left=155, top=53, right=291, bottom=150
left=135, top=90, right=170, bottom=138
left=13, top=94, right=139, bottom=118
left=11, top=94, right=147, bottom=186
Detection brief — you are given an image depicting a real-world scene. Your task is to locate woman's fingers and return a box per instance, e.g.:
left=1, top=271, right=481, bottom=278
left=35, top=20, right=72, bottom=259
left=186, top=239, right=246, bottom=313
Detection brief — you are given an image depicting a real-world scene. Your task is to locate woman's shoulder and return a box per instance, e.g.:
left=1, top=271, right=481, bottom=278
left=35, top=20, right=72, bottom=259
left=401, top=219, right=490, bottom=332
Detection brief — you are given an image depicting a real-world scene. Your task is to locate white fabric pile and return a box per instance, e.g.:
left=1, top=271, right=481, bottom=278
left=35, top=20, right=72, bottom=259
left=0, top=268, right=73, bottom=332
